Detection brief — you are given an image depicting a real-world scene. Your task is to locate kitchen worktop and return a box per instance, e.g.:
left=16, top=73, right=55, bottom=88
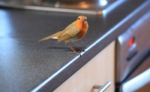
left=0, top=0, right=149, bottom=92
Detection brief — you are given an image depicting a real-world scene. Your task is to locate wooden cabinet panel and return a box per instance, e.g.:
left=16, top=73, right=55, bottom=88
left=54, top=41, right=115, bottom=92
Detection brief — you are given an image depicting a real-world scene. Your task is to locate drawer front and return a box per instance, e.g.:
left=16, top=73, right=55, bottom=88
left=54, top=41, right=115, bottom=92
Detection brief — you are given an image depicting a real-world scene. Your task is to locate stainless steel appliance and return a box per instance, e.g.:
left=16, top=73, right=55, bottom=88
left=116, top=11, right=150, bottom=92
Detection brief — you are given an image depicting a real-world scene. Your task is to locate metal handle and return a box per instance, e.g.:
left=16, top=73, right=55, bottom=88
left=93, top=81, right=111, bottom=92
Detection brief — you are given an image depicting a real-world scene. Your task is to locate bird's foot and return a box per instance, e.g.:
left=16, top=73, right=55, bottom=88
left=69, top=47, right=84, bottom=53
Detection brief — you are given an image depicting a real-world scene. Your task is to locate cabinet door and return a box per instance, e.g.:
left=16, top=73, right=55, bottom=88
left=54, top=41, right=115, bottom=92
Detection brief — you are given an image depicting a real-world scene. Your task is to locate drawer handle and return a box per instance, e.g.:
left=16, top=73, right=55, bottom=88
left=93, top=81, right=111, bottom=92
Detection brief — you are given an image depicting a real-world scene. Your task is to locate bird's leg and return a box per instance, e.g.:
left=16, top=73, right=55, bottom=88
left=68, top=44, right=77, bottom=53
left=65, top=42, right=77, bottom=53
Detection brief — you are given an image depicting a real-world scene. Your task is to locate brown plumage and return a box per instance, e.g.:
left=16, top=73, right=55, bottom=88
left=39, top=15, right=89, bottom=52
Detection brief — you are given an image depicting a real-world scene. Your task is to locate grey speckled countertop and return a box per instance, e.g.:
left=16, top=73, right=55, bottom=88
left=0, top=0, right=149, bottom=92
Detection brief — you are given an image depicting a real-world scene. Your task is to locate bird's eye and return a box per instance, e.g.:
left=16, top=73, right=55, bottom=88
left=84, top=18, right=87, bottom=21
left=77, top=18, right=80, bottom=20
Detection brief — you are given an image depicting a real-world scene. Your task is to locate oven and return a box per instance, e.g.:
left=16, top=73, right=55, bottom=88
left=116, top=11, right=150, bottom=92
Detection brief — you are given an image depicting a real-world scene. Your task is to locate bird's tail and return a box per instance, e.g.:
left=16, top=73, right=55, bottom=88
left=39, top=31, right=64, bottom=42
left=39, top=35, right=58, bottom=42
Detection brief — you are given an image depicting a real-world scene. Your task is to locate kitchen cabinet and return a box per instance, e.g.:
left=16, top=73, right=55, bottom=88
left=54, top=41, right=115, bottom=92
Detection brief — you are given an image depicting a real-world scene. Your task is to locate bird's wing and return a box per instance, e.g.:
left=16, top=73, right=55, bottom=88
left=58, top=22, right=80, bottom=42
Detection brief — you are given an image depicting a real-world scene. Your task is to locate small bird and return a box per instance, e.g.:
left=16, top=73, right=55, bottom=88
left=39, top=15, right=89, bottom=52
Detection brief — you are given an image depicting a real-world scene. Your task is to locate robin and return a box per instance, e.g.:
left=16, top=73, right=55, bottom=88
left=39, top=15, right=89, bottom=52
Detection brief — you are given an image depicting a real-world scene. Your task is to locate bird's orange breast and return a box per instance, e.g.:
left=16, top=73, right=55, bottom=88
left=77, top=21, right=88, bottom=39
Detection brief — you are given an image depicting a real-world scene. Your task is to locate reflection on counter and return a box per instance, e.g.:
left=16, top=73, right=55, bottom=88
left=0, top=0, right=117, bottom=10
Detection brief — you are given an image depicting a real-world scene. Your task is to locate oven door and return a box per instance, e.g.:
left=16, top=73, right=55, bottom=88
left=116, top=11, right=150, bottom=92
left=122, top=55, right=150, bottom=92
